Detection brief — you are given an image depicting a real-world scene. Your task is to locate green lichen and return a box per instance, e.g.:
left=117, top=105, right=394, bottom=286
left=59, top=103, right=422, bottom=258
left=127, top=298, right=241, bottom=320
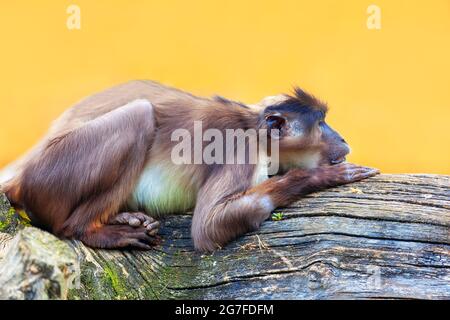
left=0, top=193, right=32, bottom=233
left=0, top=207, right=16, bottom=232
left=103, top=266, right=127, bottom=298
left=156, top=264, right=190, bottom=299
left=68, top=260, right=111, bottom=300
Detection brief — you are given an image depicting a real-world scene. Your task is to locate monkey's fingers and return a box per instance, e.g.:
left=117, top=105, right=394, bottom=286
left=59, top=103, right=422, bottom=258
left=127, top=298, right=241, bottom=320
left=124, top=239, right=153, bottom=250
left=110, top=212, right=155, bottom=228
left=345, top=165, right=380, bottom=182
left=130, top=212, right=159, bottom=230
left=144, top=221, right=160, bottom=236
left=118, top=226, right=158, bottom=250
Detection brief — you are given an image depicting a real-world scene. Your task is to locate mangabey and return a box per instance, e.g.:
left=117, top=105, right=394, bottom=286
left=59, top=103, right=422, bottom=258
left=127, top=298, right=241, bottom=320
left=2, top=80, right=378, bottom=252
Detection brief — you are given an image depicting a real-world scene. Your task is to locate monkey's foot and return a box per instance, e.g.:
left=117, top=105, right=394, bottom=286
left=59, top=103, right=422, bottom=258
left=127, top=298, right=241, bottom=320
left=81, top=225, right=158, bottom=250
left=110, top=212, right=160, bottom=236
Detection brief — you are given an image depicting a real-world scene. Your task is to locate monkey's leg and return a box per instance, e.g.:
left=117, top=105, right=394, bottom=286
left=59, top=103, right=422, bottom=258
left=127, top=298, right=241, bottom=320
left=67, top=188, right=159, bottom=249
left=21, top=99, right=157, bottom=249
left=192, top=163, right=378, bottom=252
left=110, top=212, right=160, bottom=236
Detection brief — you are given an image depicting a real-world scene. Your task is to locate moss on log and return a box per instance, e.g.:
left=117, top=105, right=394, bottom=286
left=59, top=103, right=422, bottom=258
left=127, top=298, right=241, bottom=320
left=0, top=174, right=449, bottom=300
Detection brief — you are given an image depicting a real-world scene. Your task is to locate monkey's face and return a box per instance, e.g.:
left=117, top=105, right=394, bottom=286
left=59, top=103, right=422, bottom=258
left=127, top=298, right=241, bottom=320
left=261, top=88, right=350, bottom=171
left=317, top=120, right=350, bottom=165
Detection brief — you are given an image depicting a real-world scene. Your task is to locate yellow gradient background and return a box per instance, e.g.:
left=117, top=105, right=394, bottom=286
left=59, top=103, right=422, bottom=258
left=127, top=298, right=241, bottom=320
left=0, top=1, right=449, bottom=174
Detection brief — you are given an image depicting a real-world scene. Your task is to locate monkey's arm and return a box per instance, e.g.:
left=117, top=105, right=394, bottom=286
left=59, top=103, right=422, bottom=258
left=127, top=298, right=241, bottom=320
left=191, top=163, right=378, bottom=252
left=249, top=163, right=379, bottom=208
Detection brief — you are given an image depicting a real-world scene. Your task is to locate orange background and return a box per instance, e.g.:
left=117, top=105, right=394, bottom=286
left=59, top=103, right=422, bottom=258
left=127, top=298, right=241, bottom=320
left=0, top=0, right=449, bottom=174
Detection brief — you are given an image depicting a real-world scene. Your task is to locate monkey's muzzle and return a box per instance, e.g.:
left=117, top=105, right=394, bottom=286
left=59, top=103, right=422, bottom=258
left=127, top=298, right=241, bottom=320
left=330, top=157, right=346, bottom=165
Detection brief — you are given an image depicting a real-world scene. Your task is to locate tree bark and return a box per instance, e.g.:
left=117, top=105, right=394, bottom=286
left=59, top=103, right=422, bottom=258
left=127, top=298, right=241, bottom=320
left=0, top=174, right=449, bottom=300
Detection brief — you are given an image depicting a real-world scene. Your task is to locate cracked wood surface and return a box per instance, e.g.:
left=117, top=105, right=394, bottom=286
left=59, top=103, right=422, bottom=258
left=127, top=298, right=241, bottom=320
left=1, top=174, right=449, bottom=299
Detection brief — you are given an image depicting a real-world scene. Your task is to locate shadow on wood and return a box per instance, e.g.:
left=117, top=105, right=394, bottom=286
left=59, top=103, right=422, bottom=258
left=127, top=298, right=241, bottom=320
left=0, top=174, right=449, bottom=299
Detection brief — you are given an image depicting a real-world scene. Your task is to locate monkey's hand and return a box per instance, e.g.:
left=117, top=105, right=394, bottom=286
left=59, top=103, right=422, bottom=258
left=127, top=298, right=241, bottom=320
left=317, top=162, right=380, bottom=186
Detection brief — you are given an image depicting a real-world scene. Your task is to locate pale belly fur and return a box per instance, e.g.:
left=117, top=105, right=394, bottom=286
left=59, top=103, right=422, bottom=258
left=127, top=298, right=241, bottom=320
left=127, top=156, right=270, bottom=218
left=127, top=162, right=198, bottom=218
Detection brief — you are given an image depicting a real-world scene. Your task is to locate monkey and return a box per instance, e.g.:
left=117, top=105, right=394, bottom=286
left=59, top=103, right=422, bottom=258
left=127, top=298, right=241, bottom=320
left=1, top=80, right=379, bottom=252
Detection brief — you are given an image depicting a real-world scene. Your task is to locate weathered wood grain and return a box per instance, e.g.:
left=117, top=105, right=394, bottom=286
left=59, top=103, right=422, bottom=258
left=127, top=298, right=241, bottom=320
left=0, top=174, right=449, bottom=299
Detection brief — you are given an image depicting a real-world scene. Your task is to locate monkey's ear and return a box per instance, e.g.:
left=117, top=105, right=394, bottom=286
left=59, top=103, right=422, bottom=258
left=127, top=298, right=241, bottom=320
left=265, top=113, right=287, bottom=139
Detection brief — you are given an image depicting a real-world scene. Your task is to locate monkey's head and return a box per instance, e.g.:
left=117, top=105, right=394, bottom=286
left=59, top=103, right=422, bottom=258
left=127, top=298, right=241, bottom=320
left=259, top=87, right=350, bottom=171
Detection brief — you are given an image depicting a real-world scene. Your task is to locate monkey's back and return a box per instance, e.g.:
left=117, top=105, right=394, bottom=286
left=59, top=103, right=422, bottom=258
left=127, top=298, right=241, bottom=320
left=5, top=80, right=260, bottom=221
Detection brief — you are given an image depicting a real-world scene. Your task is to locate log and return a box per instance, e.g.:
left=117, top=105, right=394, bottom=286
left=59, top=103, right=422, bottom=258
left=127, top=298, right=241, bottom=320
left=0, top=174, right=449, bottom=300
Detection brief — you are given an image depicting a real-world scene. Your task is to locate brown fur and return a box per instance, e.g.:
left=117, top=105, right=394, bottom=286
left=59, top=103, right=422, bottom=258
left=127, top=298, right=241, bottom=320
left=3, top=80, right=378, bottom=251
